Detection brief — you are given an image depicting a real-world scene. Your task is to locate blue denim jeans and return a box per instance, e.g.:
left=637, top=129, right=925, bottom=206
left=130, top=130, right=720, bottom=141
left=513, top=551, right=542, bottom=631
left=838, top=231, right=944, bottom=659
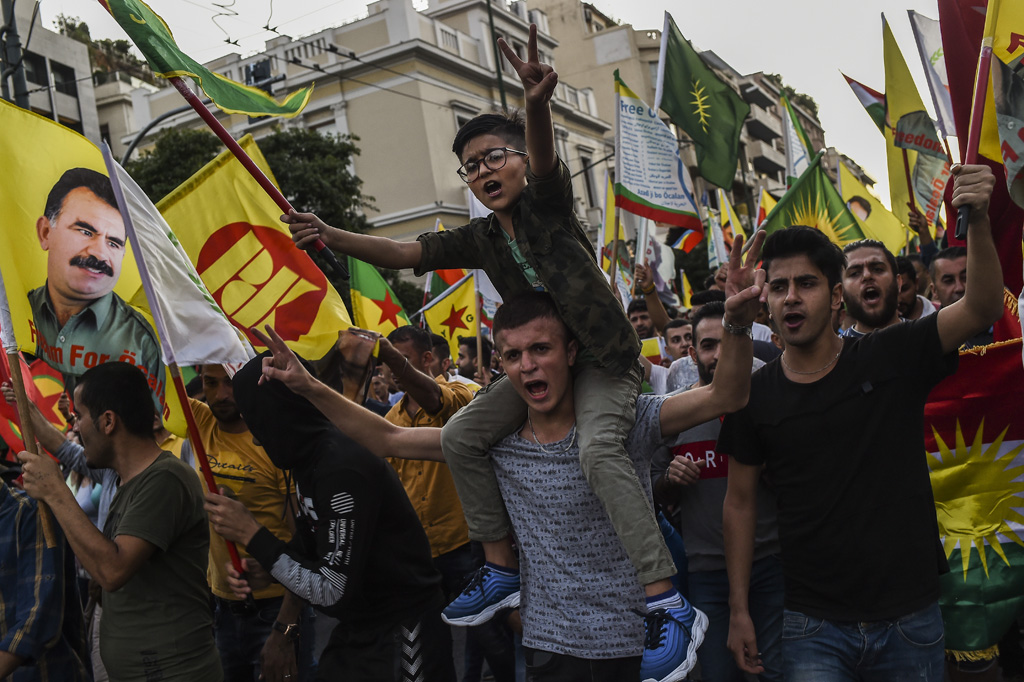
left=214, top=595, right=315, bottom=682
left=688, top=555, right=784, bottom=682
left=781, top=601, right=945, bottom=681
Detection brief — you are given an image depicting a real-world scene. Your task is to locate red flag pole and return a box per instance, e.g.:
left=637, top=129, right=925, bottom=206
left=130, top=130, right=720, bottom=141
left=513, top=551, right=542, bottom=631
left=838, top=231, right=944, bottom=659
left=0, top=270, right=57, bottom=547
left=167, top=363, right=251, bottom=586
left=167, top=77, right=349, bottom=280
left=954, top=1, right=998, bottom=241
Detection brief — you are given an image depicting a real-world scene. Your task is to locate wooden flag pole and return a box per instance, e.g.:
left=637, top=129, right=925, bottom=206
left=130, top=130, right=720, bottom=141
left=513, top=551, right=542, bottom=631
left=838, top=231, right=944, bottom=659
left=0, top=269, right=57, bottom=547
left=901, top=148, right=919, bottom=254
left=608, top=206, right=622, bottom=291
left=474, top=275, right=485, bottom=384
left=901, top=148, right=918, bottom=214
left=167, top=364, right=252, bottom=593
left=167, top=77, right=349, bottom=280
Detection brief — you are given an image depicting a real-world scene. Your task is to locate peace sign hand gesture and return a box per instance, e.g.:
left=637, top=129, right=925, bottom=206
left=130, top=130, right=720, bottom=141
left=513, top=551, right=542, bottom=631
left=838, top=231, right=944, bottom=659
left=498, top=24, right=558, bottom=108
left=251, top=325, right=317, bottom=396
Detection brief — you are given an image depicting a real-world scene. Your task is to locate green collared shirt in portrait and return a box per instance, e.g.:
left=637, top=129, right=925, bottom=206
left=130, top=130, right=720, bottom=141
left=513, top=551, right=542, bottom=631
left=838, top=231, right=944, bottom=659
left=28, top=285, right=165, bottom=407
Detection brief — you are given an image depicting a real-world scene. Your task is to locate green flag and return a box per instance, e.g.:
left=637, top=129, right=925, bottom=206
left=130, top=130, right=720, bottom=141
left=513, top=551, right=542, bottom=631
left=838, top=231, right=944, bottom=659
left=98, top=0, right=312, bottom=118
left=653, top=12, right=750, bottom=189
left=347, top=257, right=411, bottom=336
left=761, top=151, right=866, bottom=246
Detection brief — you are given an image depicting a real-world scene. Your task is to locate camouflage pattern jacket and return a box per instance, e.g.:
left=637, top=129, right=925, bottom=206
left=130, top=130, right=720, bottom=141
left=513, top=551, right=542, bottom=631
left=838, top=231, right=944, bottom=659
left=415, top=158, right=639, bottom=375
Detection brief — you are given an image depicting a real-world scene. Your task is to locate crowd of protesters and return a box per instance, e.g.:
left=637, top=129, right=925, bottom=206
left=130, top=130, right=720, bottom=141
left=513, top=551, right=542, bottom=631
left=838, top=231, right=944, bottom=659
left=0, top=22, right=1015, bottom=682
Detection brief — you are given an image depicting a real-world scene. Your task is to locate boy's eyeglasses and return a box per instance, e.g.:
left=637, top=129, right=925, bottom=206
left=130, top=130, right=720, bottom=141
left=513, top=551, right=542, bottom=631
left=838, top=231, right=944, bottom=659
left=456, top=147, right=527, bottom=183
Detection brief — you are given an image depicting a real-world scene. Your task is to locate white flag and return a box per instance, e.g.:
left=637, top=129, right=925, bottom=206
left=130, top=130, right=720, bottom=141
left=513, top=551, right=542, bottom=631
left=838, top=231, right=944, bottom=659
left=102, top=144, right=252, bottom=367
left=908, top=10, right=955, bottom=140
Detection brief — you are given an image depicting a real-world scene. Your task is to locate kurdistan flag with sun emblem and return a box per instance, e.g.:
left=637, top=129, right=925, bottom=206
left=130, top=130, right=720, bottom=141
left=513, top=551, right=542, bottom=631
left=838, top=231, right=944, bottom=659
left=760, top=151, right=866, bottom=246
left=653, top=12, right=750, bottom=189
left=925, top=304, right=1024, bottom=656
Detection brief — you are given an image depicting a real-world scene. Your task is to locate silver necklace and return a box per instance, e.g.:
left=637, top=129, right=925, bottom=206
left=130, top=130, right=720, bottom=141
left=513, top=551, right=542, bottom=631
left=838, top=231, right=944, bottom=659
left=782, top=342, right=843, bottom=376
left=528, top=413, right=577, bottom=454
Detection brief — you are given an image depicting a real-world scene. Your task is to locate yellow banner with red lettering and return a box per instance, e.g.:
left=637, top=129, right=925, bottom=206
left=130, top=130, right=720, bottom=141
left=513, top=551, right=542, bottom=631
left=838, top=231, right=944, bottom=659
left=155, top=136, right=351, bottom=360
left=0, top=98, right=184, bottom=432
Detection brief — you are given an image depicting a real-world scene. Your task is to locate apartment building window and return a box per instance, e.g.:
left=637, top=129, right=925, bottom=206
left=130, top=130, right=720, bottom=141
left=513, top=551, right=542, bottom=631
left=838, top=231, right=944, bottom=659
left=22, top=51, right=47, bottom=86
left=452, top=103, right=478, bottom=136
left=100, top=124, right=111, bottom=146
left=577, top=149, right=598, bottom=208
left=51, top=61, right=78, bottom=97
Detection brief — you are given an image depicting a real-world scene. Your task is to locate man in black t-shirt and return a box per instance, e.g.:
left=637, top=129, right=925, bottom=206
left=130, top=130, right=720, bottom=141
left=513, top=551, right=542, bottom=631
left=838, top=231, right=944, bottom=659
left=719, top=164, right=1005, bottom=681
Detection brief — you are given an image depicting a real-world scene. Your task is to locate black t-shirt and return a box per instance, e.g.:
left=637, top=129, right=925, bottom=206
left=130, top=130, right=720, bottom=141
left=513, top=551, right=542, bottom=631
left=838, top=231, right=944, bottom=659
left=718, top=314, right=957, bottom=621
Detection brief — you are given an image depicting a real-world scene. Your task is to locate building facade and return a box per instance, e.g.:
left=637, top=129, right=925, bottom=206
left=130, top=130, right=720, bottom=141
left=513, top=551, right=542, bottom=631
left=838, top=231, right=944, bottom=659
left=126, top=0, right=612, bottom=244
left=1, top=0, right=100, bottom=141
left=529, top=0, right=830, bottom=231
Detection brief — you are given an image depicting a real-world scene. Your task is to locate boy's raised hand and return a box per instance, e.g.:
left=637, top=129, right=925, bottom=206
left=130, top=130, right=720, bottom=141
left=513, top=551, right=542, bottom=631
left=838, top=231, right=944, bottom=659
left=498, top=24, right=558, bottom=108
left=282, top=209, right=336, bottom=249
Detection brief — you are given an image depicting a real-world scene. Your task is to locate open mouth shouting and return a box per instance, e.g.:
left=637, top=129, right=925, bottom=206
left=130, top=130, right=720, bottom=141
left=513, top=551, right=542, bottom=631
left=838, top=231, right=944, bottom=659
left=860, top=285, right=882, bottom=306
left=483, top=180, right=502, bottom=198
left=524, top=380, right=549, bottom=401
left=782, top=311, right=806, bottom=331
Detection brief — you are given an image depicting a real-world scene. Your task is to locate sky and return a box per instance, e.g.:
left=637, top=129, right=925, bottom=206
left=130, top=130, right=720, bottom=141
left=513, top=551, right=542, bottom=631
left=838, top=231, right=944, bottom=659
left=36, top=0, right=953, bottom=209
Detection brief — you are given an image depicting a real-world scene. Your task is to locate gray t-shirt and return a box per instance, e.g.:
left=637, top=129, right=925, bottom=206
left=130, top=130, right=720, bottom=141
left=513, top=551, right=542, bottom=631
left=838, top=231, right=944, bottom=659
left=490, top=394, right=667, bottom=659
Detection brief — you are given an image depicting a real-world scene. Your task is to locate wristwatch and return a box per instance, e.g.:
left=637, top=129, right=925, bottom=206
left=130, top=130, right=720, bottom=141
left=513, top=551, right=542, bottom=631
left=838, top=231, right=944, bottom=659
left=721, top=319, right=753, bottom=339
left=273, top=621, right=300, bottom=642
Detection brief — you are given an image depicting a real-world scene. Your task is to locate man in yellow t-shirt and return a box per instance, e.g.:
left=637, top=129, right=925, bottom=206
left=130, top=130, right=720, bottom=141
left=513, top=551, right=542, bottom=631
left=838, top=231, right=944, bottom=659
left=191, top=364, right=311, bottom=682
left=382, top=326, right=515, bottom=680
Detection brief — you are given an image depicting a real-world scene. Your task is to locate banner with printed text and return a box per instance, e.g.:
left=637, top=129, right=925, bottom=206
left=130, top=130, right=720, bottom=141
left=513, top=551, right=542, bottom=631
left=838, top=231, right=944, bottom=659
left=614, top=71, right=702, bottom=232
left=0, top=99, right=180, bottom=429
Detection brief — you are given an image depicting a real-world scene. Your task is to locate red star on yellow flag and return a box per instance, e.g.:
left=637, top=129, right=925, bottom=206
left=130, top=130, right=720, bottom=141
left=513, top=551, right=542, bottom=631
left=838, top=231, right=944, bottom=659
left=440, top=304, right=470, bottom=337
left=373, top=290, right=405, bottom=329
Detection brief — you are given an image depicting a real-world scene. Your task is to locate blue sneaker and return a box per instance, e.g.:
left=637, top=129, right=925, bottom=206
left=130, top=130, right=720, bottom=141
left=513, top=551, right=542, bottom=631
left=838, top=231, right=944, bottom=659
left=442, top=565, right=520, bottom=626
left=639, top=602, right=708, bottom=682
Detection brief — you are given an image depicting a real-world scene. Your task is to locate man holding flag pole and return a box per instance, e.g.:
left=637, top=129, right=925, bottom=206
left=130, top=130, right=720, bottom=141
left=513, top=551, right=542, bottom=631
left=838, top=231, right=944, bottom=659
left=14, top=142, right=259, bottom=680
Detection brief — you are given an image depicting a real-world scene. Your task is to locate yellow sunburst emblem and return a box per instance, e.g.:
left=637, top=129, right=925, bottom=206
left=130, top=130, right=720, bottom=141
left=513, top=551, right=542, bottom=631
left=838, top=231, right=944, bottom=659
left=787, top=196, right=861, bottom=246
left=691, top=79, right=710, bottom=133
left=928, top=418, right=1024, bottom=579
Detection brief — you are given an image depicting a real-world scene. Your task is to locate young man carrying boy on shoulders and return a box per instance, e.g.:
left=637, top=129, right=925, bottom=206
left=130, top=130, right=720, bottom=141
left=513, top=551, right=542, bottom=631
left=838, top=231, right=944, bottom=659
left=247, top=232, right=764, bottom=681
left=284, top=24, right=708, bottom=678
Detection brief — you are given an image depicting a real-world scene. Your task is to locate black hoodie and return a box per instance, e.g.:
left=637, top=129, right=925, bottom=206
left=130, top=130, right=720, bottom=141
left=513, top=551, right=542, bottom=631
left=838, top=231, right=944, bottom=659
left=235, top=353, right=441, bottom=624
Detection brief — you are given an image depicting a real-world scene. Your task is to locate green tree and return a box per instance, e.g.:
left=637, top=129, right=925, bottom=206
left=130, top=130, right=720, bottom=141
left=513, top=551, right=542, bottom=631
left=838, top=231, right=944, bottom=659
left=124, top=128, right=223, bottom=201
left=259, top=128, right=375, bottom=233
left=56, top=13, right=157, bottom=84
left=763, top=73, right=819, bottom=117
left=121, top=126, right=422, bottom=311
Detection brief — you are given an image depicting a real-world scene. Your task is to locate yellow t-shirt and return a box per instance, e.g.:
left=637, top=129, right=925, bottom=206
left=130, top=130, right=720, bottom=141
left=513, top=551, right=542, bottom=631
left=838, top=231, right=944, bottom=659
left=158, top=432, right=186, bottom=460
left=387, top=376, right=473, bottom=558
left=190, top=398, right=293, bottom=600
